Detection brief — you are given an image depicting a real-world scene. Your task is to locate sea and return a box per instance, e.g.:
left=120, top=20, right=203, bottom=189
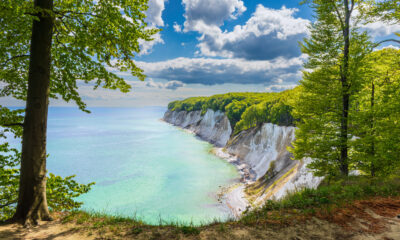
left=6, top=107, right=239, bottom=225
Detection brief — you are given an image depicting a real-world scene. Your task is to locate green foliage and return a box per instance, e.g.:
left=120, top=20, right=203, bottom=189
left=0, top=107, right=25, bottom=220
left=0, top=0, right=159, bottom=111
left=0, top=144, right=20, bottom=220
left=292, top=0, right=400, bottom=178
left=0, top=106, right=94, bottom=221
left=369, top=0, right=400, bottom=23
left=291, top=0, right=373, bottom=176
left=350, top=48, right=400, bottom=176
left=225, top=100, right=251, bottom=127
left=168, top=89, right=298, bottom=134
left=235, top=89, right=297, bottom=134
left=269, top=176, right=400, bottom=210
left=265, top=160, right=277, bottom=180
left=47, top=173, right=94, bottom=211
left=0, top=148, right=95, bottom=221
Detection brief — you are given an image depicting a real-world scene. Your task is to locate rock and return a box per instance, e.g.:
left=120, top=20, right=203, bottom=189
left=238, top=164, right=247, bottom=170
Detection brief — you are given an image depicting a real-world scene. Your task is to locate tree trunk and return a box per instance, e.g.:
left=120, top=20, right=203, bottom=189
left=12, top=0, right=54, bottom=226
left=339, top=0, right=351, bottom=176
left=370, top=81, right=376, bottom=177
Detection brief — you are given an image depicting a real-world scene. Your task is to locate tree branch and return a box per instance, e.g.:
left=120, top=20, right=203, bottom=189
left=330, top=0, right=345, bottom=30
left=373, top=39, right=400, bottom=48
left=1, top=55, right=29, bottom=67
left=54, top=10, right=103, bottom=19
left=349, top=0, right=355, bottom=15
left=1, top=123, right=24, bottom=127
left=0, top=201, right=17, bottom=209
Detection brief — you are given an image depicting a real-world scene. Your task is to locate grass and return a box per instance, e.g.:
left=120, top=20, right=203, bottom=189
left=63, top=211, right=138, bottom=226
left=59, top=208, right=243, bottom=239
left=240, top=175, right=400, bottom=224
left=179, top=226, right=200, bottom=235
left=61, top=210, right=207, bottom=238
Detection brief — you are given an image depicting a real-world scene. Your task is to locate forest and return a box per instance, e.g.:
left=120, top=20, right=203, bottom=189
left=167, top=89, right=297, bottom=133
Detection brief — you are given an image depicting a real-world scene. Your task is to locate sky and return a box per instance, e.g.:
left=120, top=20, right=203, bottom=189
left=3, top=0, right=400, bottom=108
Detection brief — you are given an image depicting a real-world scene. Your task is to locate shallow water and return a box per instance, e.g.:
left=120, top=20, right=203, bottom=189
left=9, top=107, right=239, bottom=224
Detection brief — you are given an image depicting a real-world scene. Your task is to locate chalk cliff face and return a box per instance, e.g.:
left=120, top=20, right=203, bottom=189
left=163, top=109, right=323, bottom=207
left=270, top=158, right=324, bottom=200
left=225, top=123, right=296, bottom=181
left=164, top=109, right=232, bottom=147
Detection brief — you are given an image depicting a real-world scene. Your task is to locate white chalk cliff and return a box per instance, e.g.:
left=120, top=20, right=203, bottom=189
left=163, top=109, right=323, bottom=214
left=163, top=109, right=232, bottom=147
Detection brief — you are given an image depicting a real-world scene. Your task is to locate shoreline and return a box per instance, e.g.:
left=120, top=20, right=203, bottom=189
left=212, top=148, right=252, bottom=218
left=161, top=118, right=251, bottom=219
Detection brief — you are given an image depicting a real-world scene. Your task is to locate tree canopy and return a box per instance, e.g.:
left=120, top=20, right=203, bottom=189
left=0, top=0, right=159, bottom=110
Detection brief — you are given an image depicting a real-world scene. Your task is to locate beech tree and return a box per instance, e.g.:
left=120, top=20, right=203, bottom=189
left=292, top=0, right=368, bottom=176
left=0, top=0, right=158, bottom=225
left=351, top=49, right=400, bottom=177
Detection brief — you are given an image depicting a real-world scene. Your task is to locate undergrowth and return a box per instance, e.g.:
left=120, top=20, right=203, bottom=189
left=240, top=175, right=400, bottom=224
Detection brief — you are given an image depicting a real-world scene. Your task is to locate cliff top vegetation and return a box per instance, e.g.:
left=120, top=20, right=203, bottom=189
left=167, top=87, right=302, bottom=134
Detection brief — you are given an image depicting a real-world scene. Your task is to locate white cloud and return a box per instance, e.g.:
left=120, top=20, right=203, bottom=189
left=145, top=78, right=162, bottom=88
left=164, top=80, right=185, bottom=90
left=145, top=78, right=185, bottom=90
left=351, top=8, right=400, bottom=38
left=146, top=0, right=165, bottom=27
left=265, top=84, right=297, bottom=92
left=182, top=4, right=310, bottom=60
left=173, top=22, right=182, bottom=32
left=139, top=0, right=166, bottom=55
left=136, top=54, right=307, bottom=85
left=362, top=21, right=400, bottom=38
left=182, top=0, right=246, bottom=32
left=63, top=82, right=266, bottom=108
left=139, top=33, right=164, bottom=55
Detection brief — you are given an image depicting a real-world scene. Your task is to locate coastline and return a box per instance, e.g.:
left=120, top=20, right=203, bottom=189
left=211, top=148, right=253, bottom=217
left=161, top=118, right=251, bottom=219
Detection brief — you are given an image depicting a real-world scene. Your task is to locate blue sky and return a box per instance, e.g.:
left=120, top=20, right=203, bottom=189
left=136, top=0, right=314, bottom=62
left=3, top=0, right=399, bottom=107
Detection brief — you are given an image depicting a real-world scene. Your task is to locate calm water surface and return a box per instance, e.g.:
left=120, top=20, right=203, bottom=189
left=14, top=107, right=239, bottom=224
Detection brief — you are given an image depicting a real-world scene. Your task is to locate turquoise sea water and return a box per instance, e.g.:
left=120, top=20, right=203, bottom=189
left=10, top=107, right=239, bottom=224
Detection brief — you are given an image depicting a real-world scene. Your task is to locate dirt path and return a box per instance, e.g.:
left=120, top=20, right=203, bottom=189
left=0, top=220, right=94, bottom=240
left=1, top=216, right=398, bottom=240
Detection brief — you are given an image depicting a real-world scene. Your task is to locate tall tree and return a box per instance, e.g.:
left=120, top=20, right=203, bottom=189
left=351, top=49, right=400, bottom=177
left=291, top=0, right=370, bottom=176
left=0, top=0, right=158, bottom=225
left=14, top=0, right=55, bottom=223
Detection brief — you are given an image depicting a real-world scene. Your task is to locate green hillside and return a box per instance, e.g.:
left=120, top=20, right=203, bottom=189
left=167, top=87, right=301, bottom=134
